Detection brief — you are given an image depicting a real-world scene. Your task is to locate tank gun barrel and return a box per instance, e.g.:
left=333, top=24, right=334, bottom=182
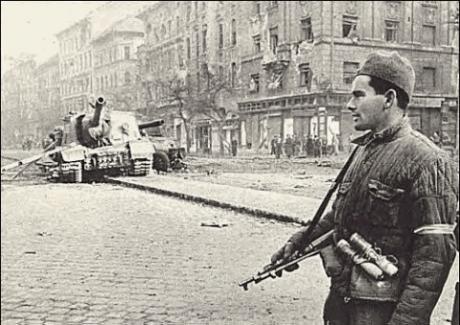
left=138, top=119, right=165, bottom=130
left=90, top=96, right=106, bottom=127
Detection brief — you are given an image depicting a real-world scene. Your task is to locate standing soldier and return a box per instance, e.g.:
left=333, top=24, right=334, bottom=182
left=270, top=51, right=458, bottom=325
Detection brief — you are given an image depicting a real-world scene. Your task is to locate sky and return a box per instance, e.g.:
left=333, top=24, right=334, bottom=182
left=1, top=1, right=107, bottom=71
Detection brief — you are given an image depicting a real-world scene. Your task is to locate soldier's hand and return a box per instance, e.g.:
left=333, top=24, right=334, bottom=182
left=270, top=241, right=300, bottom=277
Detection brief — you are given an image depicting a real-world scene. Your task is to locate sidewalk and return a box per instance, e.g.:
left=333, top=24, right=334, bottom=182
left=106, top=174, right=322, bottom=226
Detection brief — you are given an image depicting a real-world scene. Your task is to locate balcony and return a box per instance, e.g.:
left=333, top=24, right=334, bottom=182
left=262, top=43, right=290, bottom=72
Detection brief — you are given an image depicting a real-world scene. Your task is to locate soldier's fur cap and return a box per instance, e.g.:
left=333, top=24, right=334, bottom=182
left=357, top=51, right=415, bottom=101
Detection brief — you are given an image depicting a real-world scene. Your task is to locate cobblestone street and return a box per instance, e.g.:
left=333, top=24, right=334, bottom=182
left=1, top=182, right=458, bottom=324
left=1, top=183, right=330, bottom=324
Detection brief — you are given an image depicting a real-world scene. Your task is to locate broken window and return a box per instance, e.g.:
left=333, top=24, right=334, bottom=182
left=249, top=74, right=260, bottom=93
left=253, top=35, right=261, bottom=53
left=343, top=16, right=358, bottom=37
left=299, top=63, right=312, bottom=89
left=270, top=27, right=278, bottom=54
left=300, top=17, right=313, bottom=42
left=343, top=62, right=359, bottom=84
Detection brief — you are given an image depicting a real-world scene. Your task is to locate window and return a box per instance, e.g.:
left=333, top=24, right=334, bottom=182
left=269, top=27, right=278, bottom=54
left=343, top=62, right=359, bottom=84
left=124, top=46, right=130, bottom=60
left=422, top=25, right=436, bottom=46
left=270, top=1, right=278, bottom=7
left=231, top=62, right=237, bottom=88
left=186, top=38, right=191, bottom=59
left=249, top=74, right=260, bottom=93
left=176, top=16, right=180, bottom=35
left=255, top=1, right=261, bottom=15
left=385, top=21, right=399, bottom=42
left=301, top=17, right=313, bottom=42
left=196, top=32, right=200, bottom=57
left=197, top=71, right=201, bottom=92
left=178, top=44, right=184, bottom=68
left=168, top=20, right=172, bottom=37
left=219, top=23, right=224, bottom=48
left=343, top=16, right=358, bottom=37
left=231, top=19, right=237, bottom=45
left=194, top=1, right=198, bottom=19
left=422, top=67, right=436, bottom=90
left=125, top=71, right=131, bottom=85
left=299, top=63, right=312, bottom=89
left=253, top=35, right=261, bottom=53
left=202, top=24, right=207, bottom=52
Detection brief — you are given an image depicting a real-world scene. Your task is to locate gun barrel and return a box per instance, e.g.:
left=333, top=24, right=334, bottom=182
left=138, top=119, right=165, bottom=130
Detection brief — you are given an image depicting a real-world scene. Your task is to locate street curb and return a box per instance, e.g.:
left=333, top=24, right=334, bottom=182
left=105, top=177, right=310, bottom=227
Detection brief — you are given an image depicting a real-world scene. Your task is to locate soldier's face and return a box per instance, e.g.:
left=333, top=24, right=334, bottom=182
left=347, top=75, right=386, bottom=132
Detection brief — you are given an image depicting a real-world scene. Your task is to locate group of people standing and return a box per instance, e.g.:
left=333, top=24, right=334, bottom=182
left=270, top=134, right=329, bottom=159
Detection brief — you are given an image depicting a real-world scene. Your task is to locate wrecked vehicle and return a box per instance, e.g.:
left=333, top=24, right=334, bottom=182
left=140, top=118, right=187, bottom=171
left=2, top=96, right=174, bottom=183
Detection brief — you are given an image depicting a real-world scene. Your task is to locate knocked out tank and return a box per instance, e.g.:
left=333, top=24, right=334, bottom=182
left=139, top=118, right=187, bottom=171
left=44, top=96, right=157, bottom=182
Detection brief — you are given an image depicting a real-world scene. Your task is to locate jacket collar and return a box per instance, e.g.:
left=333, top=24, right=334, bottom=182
left=351, top=117, right=412, bottom=146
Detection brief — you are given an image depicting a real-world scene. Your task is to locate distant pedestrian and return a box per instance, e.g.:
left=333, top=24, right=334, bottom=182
left=275, top=136, right=283, bottom=159
left=306, top=135, right=314, bottom=157
left=293, top=134, right=301, bottom=157
left=313, top=135, right=321, bottom=158
left=231, top=138, right=238, bottom=157
left=271, top=136, right=277, bottom=155
left=284, top=134, right=293, bottom=159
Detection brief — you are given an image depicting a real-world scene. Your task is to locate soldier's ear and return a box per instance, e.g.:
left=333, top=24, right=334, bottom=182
left=383, top=89, right=396, bottom=110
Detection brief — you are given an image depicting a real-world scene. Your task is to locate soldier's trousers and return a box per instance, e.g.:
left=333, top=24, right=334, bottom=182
left=323, top=291, right=396, bottom=325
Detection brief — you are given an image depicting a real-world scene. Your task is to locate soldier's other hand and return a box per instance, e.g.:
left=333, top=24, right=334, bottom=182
left=270, top=241, right=300, bottom=277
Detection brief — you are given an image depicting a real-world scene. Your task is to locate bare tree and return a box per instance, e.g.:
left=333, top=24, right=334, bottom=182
left=191, top=64, right=233, bottom=156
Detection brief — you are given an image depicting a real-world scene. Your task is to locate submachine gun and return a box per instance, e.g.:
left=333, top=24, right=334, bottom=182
left=239, top=229, right=334, bottom=291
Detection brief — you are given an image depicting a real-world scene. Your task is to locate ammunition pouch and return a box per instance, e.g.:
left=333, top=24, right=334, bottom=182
left=349, top=259, right=405, bottom=302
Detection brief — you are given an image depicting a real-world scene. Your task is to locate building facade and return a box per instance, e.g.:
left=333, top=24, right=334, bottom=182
left=56, top=2, right=148, bottom=115
left=1, top=58, right=40, bottom=146
left=138, top=1, right=459, bottom=155
left=92, top=17, right=145, bottom=112
left=35, top=55, right=62, bottom=138
left=56, top=18, right=93, bottom=114
left=137, top=1, right=245, bottom=154
left=237, top=1, right=459, bottom=153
